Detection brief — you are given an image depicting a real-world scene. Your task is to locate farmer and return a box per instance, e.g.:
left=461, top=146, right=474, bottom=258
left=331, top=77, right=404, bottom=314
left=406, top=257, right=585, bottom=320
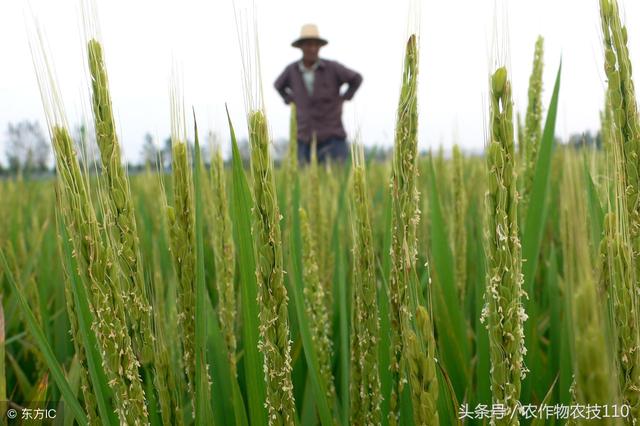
left=274, top=24, right=362, bottom=164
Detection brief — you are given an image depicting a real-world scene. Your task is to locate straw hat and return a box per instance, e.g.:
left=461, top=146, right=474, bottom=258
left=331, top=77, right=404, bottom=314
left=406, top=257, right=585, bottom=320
left=291, top=24, right=328, bottom=48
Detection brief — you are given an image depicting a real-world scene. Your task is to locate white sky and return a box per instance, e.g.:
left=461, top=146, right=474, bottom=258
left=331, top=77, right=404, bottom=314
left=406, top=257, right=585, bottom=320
left=1, top=0, right=638, bottom=163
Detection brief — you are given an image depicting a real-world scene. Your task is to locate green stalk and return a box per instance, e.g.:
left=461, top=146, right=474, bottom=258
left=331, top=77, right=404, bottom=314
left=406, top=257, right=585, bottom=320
left=150, top=179, right=184, bottom=426
left=87, top=39, right=153, bottom=365
left=484, top=67, right=526, bottom=425
left=349, top=145, right=382, bottom=425
left=0, top=296, right=5, bottom=411
left=60, top=128, right=148, bottom=424
left=388, top=33, right=425, bottom=425
left=520, top=36, right=545, bottom=222
left=282, top=103, right=298, bottom=264
left=561, top=151, right=619, bottom=425
left=286, top=103, right=298, bottom=216
left=249, top=110, right=296, bottom=425
left=599, top=122, right=639, bottom=421
left=153, top=310, right=184, bottom=426
left=516, top=112, right=525, bottom=158
left=209, top=142, right=237, bottom=377
left=57, top=210, right=115, bottom=426
left=451, top=145, right=467, bottom=304
left=226, top=108, right=268, bottom=426
left=405, top=306, right=438, bottom=425
left=386, top=32, right=439, bottom=424
left=0, top=250, right=88, bottom=426
left=166, top=81, right=201, bottom=417
left=520, top=62, right=562, bottom=403
left=327, top=164, right=352, bottom=426
left=427, top=156, right=469, bottom=401
left=167, top=138, right=197, bottom=404
left=309, top=143, right=333, bottom=315
left=32, top=33, right=147, bottom=421
left=58, top=238, right=99, bottom=426
left=599, top=0, right=640, bottom=415
left=289, top=174, right=335, bottom=426
left=193, top=113, right=214, bottom=425
left=300, top=207, right=336, bottom=405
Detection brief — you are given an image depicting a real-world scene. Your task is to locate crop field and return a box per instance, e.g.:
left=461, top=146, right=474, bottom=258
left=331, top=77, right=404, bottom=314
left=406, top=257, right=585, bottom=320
left=1, top=0, right=640, bottom=425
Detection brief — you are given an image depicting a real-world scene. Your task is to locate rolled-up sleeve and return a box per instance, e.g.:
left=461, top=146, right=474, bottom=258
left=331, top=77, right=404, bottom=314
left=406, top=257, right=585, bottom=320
left=335, top=62, right=362, bottom=100
left=274, top=67, right=293, bottom=104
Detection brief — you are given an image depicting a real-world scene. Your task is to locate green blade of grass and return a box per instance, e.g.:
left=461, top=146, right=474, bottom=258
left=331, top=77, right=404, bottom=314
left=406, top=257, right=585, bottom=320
left=399, top=381, right=414, bottom=425
left=0, top=249, right=88, bottom=426
left=230, top=369, right=250, bottom=426
left=331, top=162, right=351, bottom=426
left=6, top=352, right=33, bottom=399
left=468, top=195, right=490, bottom=409
left=378, top=186, right=392, bottom=426
left=427, top=157, right=469, bottom=401
left=436, top=357, right=461, bottom=425
left=24, top=374, right=49, bottom=426
left=301, top=374, right=316, bottom=425
left=546, top=244, right=562, bottom=403
left=63, top=355, right=82, bottom=426
left=290, top=339, right=307, bottom=415
left=203, top=266, right=248, bottom=426
left=193, top=111, right=214, bottom=425
left=58, top=217, right=117, bottom=426
left=46, top=225, right=72, bottom=381
left=521, top=61, right=562, bottom=402
left=558, top=279, right=573, bottom=406
left=521, top=59, right=562, bottom=294
left=530, top=377, right=558, bottom=426
left=289, top=176, right=335, bottom=426
left=0, top=294, right=5, bottom=408
left=144, top=367, right=161, bottom=426
left=583, top=158, right=604, bottom=260
left=336, top=231, right=349, bottom=425
left=226, top=106, right=267, bottom=426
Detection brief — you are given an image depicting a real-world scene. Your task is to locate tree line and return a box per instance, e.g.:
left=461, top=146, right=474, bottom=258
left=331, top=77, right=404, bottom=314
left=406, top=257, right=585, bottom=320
left=0, top=119, right=602, bottom=177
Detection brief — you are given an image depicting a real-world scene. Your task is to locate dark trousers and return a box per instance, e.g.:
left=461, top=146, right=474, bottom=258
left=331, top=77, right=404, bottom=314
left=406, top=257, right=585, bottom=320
left=297, top=138, right=349, bottom=164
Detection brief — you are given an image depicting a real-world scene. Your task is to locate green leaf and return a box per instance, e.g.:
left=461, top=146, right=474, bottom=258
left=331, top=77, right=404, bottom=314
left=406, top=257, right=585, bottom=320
left=329, top=162, right=351, bottom=426
left=558, top=278, right=573, bottom=406
left=300, top=374, right=316, bottom=426
left=0, top=249, right=88, bottom=426
left=336, top=230, right=349, bottom=425
left=547, top=245, right=562, bottom=402
left=144, top=366, right=161, bottom=426
left=436, top=358, right=461, bottom=425
left=58, top=216, right=117, bottom=426
left=521, top=60, right=562, bottom=402
left=468, top=195, right=490, bottom=409
left=207, top=295, right=247, bottom=426
left=427, top=158, right=469, bottom=401
left=325, top=161, right=351, bottom=424
left=7, top=351, right=32, bottom=399
left=378, top=187, right=392, bottom=426
left=400, top=381, right=414, bottom=425
left=193, top=111, right=214, bottom=425
left=289, top=175, right=336, bottom=426
left=63, top=356, right=82, bottom=426
left=521, top=58, right=563, bottom=295
left=583, top=156, right=604, bottom=260
left=226, top=106, right=267, bottom=426
left=531, top=377, right=558, bottom=426
left=0, top=293, right=5, bottom=407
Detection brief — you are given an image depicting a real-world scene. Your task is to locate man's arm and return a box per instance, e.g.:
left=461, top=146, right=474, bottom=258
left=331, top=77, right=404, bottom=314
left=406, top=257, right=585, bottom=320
left=334, top=62, right=363, bottom=101
left=274, top=66, right=293, bottom=104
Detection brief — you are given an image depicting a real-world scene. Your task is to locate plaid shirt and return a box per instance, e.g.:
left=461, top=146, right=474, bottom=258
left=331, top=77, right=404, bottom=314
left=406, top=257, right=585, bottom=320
left=274, top=58, right=362, bottom=144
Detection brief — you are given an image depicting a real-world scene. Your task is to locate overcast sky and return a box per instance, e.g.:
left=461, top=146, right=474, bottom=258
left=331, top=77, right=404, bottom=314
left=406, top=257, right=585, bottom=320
left=1, top=0, right=638, bottom=163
